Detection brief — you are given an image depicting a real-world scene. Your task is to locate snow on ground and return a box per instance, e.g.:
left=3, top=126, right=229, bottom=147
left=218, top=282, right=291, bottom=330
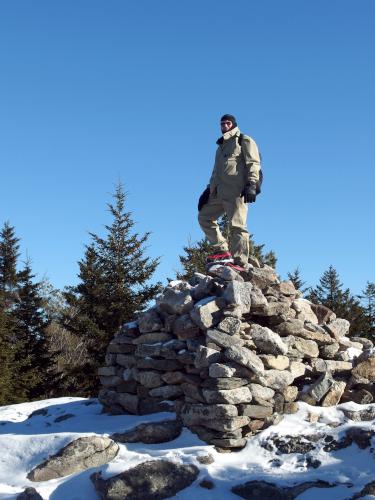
left=0, top=397, right=374, bottom=499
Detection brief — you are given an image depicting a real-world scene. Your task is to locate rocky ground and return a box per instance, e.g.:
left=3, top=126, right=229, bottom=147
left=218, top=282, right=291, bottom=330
left=0, top=396, right=374, bottom=499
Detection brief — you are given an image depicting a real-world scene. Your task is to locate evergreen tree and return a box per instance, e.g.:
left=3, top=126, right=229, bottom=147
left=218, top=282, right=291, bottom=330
left=249, top=235, right=277, bottom=268
left=307, top=265, right=347, bottom=313
left=0, top=224, right=59, bottom=403
left=90, top=185, right=161, bottom=332
left=0, top=222, right=20, bottom=307
left=62, top=183, right=161, bottom=395
left=359, top=281, right=375, bottom=339
left=11, top=260, right=54, bottom=400
left=178, top=215, right=277, bottom=281
left=287, top=267, right=309, bottom=294
left=39, top=278, right=68, bottom=328
left=307, top=265, right=368, bottom=336
left=0, top=294, right=15, bottom=405
left=61, top=245, right=106, bottom=394
left=0, top=223, right=20, bottom=403
left=177, top=237, right=212, bottom=280
left=40, top=278, right=86, bottom=392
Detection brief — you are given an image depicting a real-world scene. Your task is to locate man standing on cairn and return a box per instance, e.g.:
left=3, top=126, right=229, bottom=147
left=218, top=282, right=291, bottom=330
left=198, top=114, right=262, bottom=272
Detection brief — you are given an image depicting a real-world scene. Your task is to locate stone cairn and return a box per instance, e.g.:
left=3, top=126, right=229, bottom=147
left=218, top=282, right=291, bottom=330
left=98, top=263, right=375, bottom=451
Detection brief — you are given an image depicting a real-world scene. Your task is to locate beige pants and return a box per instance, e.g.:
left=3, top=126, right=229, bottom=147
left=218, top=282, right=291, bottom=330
left=198, top=194, right=249, bottom=266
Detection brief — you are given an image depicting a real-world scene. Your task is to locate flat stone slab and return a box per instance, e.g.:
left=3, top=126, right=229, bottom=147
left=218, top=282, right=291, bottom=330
left=202, top=416, right=250, bottom=432
left=132, top=370, right=163, bottom=388
left=224, top=346, right=264, bottom=376
left=111, top=420, right=183, bottom=444
left=249, top=383, right=275, bottom=401
left=202, top=377, right=248, bottom=390
left=180, top=403, right=238, bottom=425
left=240, top=404, right=273, bottom=419
left=149, top=385, right=183, bottom=399
left=161, top=371, right=200, bottom=385
left=256, top=369, right=294, bottom=390
left=207, top=329, right=244, bottom=349
left=202, top=386, right=252, bottom=404
left=311, top=359, right=352, bottom=373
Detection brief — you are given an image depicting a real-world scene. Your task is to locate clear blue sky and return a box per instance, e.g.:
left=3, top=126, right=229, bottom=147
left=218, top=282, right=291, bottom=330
left=0, top=0, right=374, bottom=295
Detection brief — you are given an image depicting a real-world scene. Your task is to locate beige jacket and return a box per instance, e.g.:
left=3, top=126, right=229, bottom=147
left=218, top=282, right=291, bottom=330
left=209, top=127, right=261, bottom=199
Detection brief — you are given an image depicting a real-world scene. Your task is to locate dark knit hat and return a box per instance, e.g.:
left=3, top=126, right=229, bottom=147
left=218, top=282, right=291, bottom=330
left=220, top=114, right=237, bottom=128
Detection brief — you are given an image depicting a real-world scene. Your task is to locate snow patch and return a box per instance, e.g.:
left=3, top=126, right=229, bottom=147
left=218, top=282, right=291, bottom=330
left=347, top=347, right=364, bottom=360
left=0, top=398, right=375, bottom=499
left=194, top=296, right=216, bottom=307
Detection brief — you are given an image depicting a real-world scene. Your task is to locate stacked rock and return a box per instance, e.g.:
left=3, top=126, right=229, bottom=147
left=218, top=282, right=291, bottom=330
left=99, top=263, right=375, bottom=450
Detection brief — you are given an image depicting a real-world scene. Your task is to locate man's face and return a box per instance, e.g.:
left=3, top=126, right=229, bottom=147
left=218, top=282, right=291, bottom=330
left=221, top=120, right=233, bottom=133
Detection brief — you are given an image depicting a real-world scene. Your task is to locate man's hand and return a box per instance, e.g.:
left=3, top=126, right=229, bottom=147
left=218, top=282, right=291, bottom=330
left=198, top=187, right=210, bottom=211
left=242, top=183, right=257, bottom=203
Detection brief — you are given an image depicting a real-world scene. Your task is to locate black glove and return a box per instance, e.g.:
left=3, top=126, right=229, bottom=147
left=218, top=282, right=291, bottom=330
left=198, top=187, right=210, bottom=211
left=242, top=183, right=257, bottom=203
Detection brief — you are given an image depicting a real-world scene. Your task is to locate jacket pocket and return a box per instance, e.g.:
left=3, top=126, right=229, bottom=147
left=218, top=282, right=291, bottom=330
left=224, top=159, right=238, bottom=176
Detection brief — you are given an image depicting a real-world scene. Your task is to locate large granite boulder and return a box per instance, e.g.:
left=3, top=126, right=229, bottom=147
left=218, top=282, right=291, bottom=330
left=91, top=460, right=199, bottom=500
left=28, top=436, right=119, bottom=481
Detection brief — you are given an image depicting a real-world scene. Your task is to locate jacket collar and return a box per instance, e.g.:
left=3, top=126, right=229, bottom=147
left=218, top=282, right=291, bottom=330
left=216, top=127, right=240, bottom=145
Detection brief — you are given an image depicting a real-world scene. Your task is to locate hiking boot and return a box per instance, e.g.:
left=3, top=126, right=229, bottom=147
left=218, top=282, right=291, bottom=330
left=206, top=252, right=234, bottom=268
